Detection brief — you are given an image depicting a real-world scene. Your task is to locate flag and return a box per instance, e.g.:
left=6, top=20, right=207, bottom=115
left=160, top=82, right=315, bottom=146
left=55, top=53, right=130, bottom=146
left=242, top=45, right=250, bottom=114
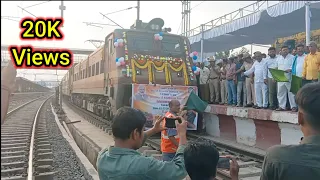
left=290, top=75, right=302, bottom=94
left=183, top=91, right=208, bottom=113
left=269, top=68, right=289, bottom=82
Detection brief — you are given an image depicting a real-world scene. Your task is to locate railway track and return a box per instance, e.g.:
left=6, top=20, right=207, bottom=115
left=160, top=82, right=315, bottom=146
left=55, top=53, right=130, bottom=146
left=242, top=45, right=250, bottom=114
left=63, top=100, right=264, bottom=180
left=1, top=95, right=54, bottom=180
left=9, top=92, right=47, bottom=112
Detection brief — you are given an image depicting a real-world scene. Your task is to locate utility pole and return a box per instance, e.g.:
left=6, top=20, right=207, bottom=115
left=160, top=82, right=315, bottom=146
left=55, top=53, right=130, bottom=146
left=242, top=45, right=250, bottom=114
left=137, top=1, right=140, bottom=21
left=59, top=0, right=66, bottom=26
left=181, top=1, right=191, bottom=37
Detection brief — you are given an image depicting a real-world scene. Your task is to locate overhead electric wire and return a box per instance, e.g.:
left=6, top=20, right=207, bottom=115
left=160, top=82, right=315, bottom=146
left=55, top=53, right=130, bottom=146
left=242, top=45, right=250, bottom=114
left=23, top=1, right=51, bottom=9
left=99, top=12, right=124, bottom=29
left=103, top=6, right=137, bottom=16
left=190, top=1, right=205, bottom=11
left=17, top=6, right=37, bottom=18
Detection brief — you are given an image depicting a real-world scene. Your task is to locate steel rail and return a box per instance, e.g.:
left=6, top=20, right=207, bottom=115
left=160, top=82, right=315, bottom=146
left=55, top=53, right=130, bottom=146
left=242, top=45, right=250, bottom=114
left=26, top=94, right=54, bottom=180
left=6, top=96, right=45, bottom=117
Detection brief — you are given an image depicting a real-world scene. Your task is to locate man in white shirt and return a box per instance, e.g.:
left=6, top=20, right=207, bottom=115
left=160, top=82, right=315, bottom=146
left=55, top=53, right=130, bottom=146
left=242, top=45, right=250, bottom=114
left=292, top=44, right=306, bottom=78
left=276, top=45, right=297, bottom=112
left=265, top=47, right=279, bottom=110
left=199, top=62, right=210, bottom=102
left=244, top=51, right=268, bottom=109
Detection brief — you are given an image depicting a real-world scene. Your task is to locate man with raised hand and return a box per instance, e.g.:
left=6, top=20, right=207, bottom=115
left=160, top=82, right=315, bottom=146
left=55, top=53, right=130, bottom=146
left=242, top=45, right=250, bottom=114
left=97, top=107, right=188, bottom=180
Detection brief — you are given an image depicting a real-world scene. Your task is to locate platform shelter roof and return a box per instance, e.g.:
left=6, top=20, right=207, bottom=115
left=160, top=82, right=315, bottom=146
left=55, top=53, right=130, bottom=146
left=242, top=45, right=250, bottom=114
left=189, top=1, right=320, bottom=53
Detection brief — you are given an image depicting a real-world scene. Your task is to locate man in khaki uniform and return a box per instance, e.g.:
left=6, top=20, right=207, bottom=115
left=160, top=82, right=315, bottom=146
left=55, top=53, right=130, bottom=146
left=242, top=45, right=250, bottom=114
left=240, top=53, right=255, bottom=107
left=218, top=59, right=228, bottom=105
left=208, top=57, right=220, bottom=104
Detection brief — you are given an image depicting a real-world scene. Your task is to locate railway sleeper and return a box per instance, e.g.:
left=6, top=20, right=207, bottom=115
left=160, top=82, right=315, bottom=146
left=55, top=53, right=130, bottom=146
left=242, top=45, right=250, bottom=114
left=1, top=161, right=25, bottom=169
left=35, top=165, right=53, bottom=173
left=1, top=143, right=26, bottom=148
left=1, top=167, right=25, bottom=177
left=1, top=155, right=26, bottom=163
left=1, top=139, right=29, bottom=144
left=36, top=144, right=51, bottom=149
left=1, top=130, right=31, bottom=134
left=36, top=148, right=52, bottom=154
left=35, top=159, right=53, bottom=166
left=36, top=152, right=53, bottom=160
left=34, top=171, right=56, bottom=180
left=1, top=137, right=28, bottom=141
left=1, top=150, right=26, bottom=157
left=1, top=134, right=31, bottom=138
left=1, top=176, right=25, bottom=180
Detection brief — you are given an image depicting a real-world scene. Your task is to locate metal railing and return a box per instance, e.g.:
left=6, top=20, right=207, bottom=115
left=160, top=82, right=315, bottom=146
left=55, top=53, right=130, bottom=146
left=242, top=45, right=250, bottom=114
left=184, top=1, right=271, bottom=37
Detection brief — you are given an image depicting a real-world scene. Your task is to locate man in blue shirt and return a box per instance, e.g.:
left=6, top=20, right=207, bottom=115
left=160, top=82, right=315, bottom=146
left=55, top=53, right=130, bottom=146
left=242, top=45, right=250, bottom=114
left=235, top=57, right=246, bottom=107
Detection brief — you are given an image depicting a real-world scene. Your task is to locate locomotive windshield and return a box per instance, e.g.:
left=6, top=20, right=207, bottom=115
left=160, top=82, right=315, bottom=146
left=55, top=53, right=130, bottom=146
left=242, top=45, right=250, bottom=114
left=126, top=31, right=184, bottom=57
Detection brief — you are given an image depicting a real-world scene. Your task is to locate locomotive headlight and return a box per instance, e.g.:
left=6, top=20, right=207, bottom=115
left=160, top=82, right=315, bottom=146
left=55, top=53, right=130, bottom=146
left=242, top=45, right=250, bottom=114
left=150, top=24, right=160, bottom=30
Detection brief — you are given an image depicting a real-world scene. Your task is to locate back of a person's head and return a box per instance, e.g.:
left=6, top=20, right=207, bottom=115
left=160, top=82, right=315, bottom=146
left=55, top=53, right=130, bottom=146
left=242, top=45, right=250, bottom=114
left=184, top=140, right=219, bottom=180
left=296, top=83, right=320, bottom=131
left=112, top=107, right=146, bottom=140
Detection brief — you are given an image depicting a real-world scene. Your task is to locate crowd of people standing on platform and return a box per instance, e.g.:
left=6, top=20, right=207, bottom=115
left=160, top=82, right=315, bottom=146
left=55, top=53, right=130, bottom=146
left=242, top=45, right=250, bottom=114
left=196, top=41, right=320, bottom=112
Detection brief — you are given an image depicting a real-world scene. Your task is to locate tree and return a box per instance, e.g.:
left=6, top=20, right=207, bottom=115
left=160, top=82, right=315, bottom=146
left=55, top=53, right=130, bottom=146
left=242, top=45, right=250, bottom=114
left=214, top=50, right=230, bottom=59
left=231, top=47, right=249, bottom=57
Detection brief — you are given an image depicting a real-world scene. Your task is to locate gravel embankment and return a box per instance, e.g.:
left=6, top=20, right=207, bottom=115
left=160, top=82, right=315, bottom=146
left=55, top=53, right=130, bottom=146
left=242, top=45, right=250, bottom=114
left=41, top=101, right=94, bottom=180
left=8, top=93, right=45, bottom=111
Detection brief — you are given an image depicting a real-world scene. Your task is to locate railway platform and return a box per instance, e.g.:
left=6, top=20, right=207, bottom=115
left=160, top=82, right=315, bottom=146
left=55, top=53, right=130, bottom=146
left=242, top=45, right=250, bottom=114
left=61, top=103, right=114, bottom=167
left=204, top=104, right=302, bottom=150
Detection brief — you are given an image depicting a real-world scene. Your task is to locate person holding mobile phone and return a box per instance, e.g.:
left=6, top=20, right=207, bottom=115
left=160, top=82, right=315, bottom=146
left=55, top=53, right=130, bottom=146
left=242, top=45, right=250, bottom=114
left=96, top=107, right=189, bottom=179
left=161, top=99, right=182, bottom=161
left=184, top=140, right=239, bottom=180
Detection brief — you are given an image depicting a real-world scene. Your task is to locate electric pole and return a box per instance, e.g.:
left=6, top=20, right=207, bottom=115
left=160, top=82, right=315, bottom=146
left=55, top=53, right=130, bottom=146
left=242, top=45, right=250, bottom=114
left=59, top=0, right=66, bottom=20
left=181, top=1, right=191, bottom=37
left=137, top=1, right=140, bottom=21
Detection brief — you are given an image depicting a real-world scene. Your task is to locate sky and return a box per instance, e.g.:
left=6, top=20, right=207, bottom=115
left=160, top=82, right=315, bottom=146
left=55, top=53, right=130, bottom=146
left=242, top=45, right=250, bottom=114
left=1, top=1, right=279, bottom=82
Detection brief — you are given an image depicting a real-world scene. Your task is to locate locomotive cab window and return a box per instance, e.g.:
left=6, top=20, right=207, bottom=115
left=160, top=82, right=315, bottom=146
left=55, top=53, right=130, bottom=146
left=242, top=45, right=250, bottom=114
left=92, top=64, right=95, bottom=77
left=96, top=62, right=99, bottom=75
left=100, top=60, right=104, bottom=74
left=109, top=39, right=114, bottom=54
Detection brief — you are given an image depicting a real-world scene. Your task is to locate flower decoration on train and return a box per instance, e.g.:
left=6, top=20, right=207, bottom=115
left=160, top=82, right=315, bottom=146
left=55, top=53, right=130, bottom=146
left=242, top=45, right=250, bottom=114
left=116, top=57, right=125, bottom=67
left=122, top=32, right=129, bottom=61
left=131, top=54, right=183, bottom=66
left=189, top=51, right=198, bottom=61
left=114, top=38, right=124, bottom=48
left=154, top=32, right=164, bottom=41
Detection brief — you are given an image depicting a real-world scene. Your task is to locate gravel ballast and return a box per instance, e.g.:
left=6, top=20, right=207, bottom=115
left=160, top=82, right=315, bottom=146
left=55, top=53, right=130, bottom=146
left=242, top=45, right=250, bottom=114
left=9, top=93, right=45, bottom=111
left=41, top=100, right=94, bottom=180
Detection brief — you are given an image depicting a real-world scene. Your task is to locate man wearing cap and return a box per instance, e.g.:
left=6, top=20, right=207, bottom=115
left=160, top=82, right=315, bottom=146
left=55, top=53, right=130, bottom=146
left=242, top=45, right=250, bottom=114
left=219, top=59, right=228, bottom=105
left=208, top=57, right=220, bottom=104
left=240, top=53, right=255, bottom=107
left=302, top=41, right=320, bottom=85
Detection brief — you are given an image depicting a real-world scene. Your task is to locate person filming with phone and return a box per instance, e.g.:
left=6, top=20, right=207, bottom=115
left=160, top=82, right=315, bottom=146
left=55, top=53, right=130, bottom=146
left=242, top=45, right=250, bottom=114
left=184, top=140, right=240, bottom=180
left=161, top=99, right=183, bottom=161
